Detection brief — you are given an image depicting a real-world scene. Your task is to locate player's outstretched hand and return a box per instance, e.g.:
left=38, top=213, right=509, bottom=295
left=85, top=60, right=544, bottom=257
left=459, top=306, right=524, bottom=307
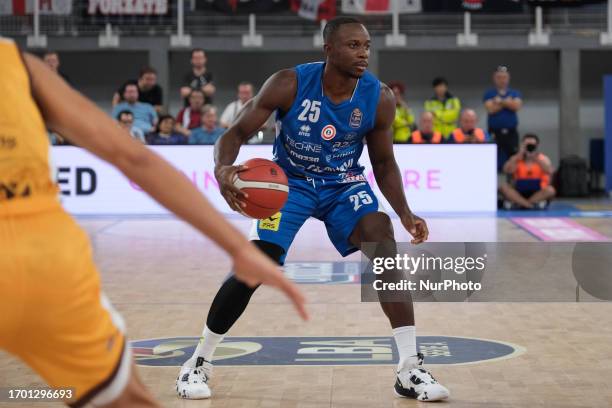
left=401, top=212, right=429, bottom=245
left=232, top=243, right=309, bottom=321
left=215, top=164, right=249, bottom=213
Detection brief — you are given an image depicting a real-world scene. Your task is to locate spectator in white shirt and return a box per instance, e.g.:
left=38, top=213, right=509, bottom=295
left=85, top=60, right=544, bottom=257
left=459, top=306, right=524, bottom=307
left=220, top=82, right=254, bottom=128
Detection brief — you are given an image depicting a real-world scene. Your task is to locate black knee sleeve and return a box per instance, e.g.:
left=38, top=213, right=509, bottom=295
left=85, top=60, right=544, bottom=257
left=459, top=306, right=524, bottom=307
left=206, top=240, right=284, bottom=334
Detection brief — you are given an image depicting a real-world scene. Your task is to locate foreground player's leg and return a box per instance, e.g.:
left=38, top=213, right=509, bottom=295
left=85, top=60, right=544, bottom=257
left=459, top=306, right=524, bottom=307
left=176, top=240, right=284, bottom=399
left=350, top=212, right=449, bottom=402
left=97, top=363, right=159, bottom=408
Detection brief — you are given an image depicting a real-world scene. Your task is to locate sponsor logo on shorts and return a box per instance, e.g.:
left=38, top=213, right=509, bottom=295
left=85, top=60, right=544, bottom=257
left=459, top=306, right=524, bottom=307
left=321, top=125, right=336, bottom=141
left=259, top=212, right=282, bottom=231
left=132, top=335, right=524, bottom=367
left=339, top=173, right=367, bottom=183
left=349, top=108, right=363, bottom=129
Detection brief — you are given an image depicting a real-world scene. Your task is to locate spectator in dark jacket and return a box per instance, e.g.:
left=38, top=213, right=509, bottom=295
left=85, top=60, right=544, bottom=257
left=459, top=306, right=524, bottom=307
left=146, top=115, right=187, bottom=145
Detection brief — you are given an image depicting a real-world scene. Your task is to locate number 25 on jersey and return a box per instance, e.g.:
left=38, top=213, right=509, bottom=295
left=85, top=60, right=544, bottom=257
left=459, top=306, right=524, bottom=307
left=298, top=99, right=321, bottom=123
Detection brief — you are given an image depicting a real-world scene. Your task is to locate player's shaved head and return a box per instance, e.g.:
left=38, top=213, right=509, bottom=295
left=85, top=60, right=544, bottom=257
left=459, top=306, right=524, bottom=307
left=323, top=17, right=363, bottom=44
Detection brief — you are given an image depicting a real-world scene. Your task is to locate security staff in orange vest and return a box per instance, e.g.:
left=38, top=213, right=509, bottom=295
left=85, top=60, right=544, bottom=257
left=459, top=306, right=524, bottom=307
left=500, top=133, right=556, bottom=209
left=410, top=112, right=443, bottom=144
left=448, top=109, right=488, bottom=144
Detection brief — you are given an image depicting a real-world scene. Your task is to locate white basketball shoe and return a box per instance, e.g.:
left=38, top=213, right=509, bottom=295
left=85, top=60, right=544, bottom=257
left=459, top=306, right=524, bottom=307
left=394, top=353, right=450, bottom=402
left=176, top=357, right=213, bottom=399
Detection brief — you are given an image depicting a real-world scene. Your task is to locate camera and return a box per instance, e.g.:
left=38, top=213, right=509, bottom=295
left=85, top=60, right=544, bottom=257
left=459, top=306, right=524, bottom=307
left=525, top=143, right=537, bottom=153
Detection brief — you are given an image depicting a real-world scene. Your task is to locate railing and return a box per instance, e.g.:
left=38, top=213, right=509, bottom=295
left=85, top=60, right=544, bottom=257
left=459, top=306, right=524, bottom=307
left=0, top=1, right=607, bottom=39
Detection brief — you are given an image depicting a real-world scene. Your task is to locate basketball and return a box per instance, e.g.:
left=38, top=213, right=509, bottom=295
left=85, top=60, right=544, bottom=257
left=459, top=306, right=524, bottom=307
left=232, top=158, right=289, bottom=219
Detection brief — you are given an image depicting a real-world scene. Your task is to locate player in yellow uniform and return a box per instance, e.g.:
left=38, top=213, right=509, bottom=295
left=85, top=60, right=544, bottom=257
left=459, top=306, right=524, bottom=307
left=0, top=38, right=307, bottom=407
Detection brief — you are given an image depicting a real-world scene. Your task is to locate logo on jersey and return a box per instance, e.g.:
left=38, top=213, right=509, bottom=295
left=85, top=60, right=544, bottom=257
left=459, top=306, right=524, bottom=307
left=345, top=132, right=359, bottom=141
left=321, top=125, right=336, bottom=141
left=259, top=212, right=282, bottom=231
left=349, top=108, right=363, bottom=129
left=298, top=125, right=311, bottom=137
left=0, top=135, right=17, bottom=150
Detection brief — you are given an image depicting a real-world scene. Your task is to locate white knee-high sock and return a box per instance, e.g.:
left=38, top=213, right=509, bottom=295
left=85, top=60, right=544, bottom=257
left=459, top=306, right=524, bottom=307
left=392, top=326, right=417, bottom=371
left=191, top=325, right=224, bottom=364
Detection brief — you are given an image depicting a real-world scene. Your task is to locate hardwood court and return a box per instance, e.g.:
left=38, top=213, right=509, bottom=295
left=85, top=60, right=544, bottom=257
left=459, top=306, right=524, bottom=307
left=1, top=215, right=612, bottom=408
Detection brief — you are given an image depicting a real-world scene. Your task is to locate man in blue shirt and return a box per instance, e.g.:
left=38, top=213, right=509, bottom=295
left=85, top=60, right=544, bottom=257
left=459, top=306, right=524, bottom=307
left=189, top=105, right=225, bottom=144
left=112, top=83, right=157, bottom=134
left=483, top=66, right=522, bottom=170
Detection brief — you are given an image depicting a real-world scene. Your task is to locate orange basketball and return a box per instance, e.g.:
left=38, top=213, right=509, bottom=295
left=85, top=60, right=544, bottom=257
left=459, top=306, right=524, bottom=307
left=233, top=158, right=289, bottom=219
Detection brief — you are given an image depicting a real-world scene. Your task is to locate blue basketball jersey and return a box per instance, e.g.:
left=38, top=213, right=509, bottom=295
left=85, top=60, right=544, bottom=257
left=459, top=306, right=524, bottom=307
left=273, top=62, right=381, bottom=183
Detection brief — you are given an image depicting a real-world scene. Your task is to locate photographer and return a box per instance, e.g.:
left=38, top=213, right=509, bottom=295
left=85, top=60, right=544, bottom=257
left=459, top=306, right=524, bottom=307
left=500, top=133, right=555, bottom=209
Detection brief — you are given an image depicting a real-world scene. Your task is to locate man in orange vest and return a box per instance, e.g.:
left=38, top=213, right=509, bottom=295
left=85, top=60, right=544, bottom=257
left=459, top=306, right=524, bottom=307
left=410, top=112, right=442, bottom=144
left=500, top=133, right=556, bottom=209
left=448, top=109, right=488, bottom=143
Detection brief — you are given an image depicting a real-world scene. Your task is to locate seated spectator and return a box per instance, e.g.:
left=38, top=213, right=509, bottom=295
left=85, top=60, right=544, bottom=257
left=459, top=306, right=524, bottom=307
left=116, top=110, right=145, bottom=143
left=111, top=83, right=157, bottom=134
left=146, top=115, right=187, bottom=145
left=176, top=89, right=205, bottom=136
left=220, top=82, right=254, bottom=128
left=180, top=48, right=215, bottom=105
left=112, top=67, right=164, bottom=114
left=410, top=112, right=442, bottom=144
left=388, top=81, right=415, bottom=143
left=448, top=109, right=488, bottom=144
left=43, top=51, right=70, bottom=83
left=500, top=133, right=555, bottom=209
left=190, top=105, right=225, bottom=145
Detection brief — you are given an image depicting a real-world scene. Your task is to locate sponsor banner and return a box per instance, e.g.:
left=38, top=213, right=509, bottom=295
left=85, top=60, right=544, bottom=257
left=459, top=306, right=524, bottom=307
left=0, top=0, right=72, bottom=15
left=291, top=0, right=336, bottom=21
left=132, top=335, right=524, bottom=366
left=341, top=0, right=421, bottom=14
left=50, top=144, right=496, bottom=215
left=195, top=0, right=289, bottom=14
left=87, top=0, right=168, bottom=15
left=422, top=0, right=524, bottom=12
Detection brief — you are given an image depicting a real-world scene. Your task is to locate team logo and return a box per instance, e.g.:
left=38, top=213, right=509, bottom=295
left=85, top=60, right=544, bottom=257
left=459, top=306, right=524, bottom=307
left=321, top=125, right=336, bottom=141
left=132, top=335, right=525, bottom=367
left=349, top=108, right=362, bottom=129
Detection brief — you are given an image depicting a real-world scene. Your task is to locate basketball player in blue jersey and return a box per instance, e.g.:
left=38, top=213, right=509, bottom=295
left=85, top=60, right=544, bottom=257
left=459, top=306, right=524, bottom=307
left=176, top=17, right=449, bottom=401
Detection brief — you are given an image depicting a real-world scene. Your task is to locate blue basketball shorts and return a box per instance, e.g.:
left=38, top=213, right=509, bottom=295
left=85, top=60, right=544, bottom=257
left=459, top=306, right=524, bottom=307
left=249, top=176, right=384, bottom=264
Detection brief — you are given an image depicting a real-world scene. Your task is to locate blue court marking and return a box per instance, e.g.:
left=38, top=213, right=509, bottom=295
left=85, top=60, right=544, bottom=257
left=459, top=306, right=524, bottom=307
left=131, top=336, right=524, bottom=367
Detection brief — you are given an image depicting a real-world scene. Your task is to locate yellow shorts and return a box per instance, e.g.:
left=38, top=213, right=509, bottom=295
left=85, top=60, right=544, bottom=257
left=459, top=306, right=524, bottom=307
left=0, top=204, right=129, bottom=407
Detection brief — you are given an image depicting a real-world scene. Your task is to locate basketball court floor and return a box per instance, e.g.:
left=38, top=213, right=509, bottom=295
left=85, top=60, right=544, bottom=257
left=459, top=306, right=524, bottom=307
left=2, top=201, right=612, bottom=407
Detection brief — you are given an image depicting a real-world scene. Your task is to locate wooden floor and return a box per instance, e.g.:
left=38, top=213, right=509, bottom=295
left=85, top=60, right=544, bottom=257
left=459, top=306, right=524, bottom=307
left=2, top=215, right=612, bottom=407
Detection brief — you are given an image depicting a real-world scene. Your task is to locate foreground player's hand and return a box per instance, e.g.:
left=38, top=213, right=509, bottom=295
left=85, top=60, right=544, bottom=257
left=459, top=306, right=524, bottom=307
left=401, top=212, right=429, bottom=245
left=232, top=243, right=309, bottom=321
left=215, top=164, right=249, bottom=213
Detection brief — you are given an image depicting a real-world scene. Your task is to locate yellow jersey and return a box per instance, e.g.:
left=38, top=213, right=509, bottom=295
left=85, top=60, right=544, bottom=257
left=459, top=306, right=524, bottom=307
left=0, top=38, right=58, bottom=216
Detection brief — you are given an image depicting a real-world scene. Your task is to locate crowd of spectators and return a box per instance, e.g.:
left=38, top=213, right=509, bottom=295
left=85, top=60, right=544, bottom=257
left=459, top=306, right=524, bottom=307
left=46, top=49, right=554, bottom=209
left=389, top=65, right=554, bottom=208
